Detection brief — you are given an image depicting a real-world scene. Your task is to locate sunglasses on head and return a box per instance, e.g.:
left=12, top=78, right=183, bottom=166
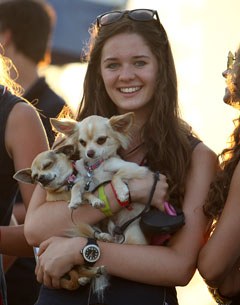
left=96, top=9, right=160, bottom=28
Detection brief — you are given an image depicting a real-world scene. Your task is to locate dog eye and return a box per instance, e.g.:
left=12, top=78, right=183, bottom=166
left=79, top=139, right=86, bottom=147
left=43, top=161, right=53, bottom=170
left=97, top=136, right=107, bottom=145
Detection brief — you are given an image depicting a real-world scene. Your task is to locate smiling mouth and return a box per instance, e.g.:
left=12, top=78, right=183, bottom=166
left=119, top=86, right=141, bottom=93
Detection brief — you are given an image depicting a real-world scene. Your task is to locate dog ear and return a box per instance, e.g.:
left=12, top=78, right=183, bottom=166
left=13, top=169, right=34, bottom=184
left=55, top=145, right=75, bottom=157
left=109, top=112, right=134, bottom=133
left=50, top=118, right=78, bottom=136
left=109, top=112, right=135, bottom=149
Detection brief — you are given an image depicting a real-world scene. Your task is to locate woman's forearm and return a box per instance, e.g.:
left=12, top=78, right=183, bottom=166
left=24, top=171, right=168, bottom=246
left=24, top=184, right=122, bottom=246
left=0, top=224, right=34, bottom=256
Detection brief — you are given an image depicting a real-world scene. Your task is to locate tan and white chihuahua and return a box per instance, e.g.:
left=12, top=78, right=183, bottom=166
left=51, top=113, right=148, bottom=213
left=14, top=145, right=76, bottom=202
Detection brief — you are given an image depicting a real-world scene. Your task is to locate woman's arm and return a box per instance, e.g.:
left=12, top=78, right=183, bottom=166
left=198, top=161, right=240, bottom=289
left=24, top=170, right=168, bottom=245
left=6, top=102, right=49, bottom=207
left=35, top=143, right=217, bottom=289
left=217, top=257, right=240, bottom=297
left=0, top=102, right=48, bottom=256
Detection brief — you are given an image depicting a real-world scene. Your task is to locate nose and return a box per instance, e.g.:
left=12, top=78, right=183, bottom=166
left=222, top=69, right=229, bottom=78
left=119, top=65, right=135, bottom=81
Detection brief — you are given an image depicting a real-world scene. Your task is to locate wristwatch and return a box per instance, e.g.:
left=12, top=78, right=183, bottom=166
left=81, top=238, right=101, bottom=266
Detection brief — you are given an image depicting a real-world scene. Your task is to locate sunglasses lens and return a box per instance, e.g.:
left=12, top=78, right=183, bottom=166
left=130, top=9, right=155, bottom=21
left=99, top=11, right=123, bottom=26
left=97, top=9, right=159, bottom=28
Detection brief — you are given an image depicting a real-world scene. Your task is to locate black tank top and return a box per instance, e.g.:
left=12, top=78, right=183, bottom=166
left=0, top=86, right=24, bottom=225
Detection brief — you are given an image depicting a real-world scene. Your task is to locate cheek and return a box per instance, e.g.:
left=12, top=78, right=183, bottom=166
left=101, top=71, right=114, bottom=89
left=101, top=74, right=117, bottom=99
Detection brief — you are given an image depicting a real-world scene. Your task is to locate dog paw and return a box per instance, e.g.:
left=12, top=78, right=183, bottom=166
left=78, top=277, right=91, bottom=286
left=98, top=232, right=114, bottom=242
left=68, top=200, right=81, bottom=210
left=115, top=183, right=129, bottom=202
left=91, top=198, right=105, bottom=209
left=96, top=265, right=106, bottom=276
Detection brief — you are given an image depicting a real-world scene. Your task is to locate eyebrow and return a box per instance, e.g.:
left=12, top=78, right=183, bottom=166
left=102, top=55, right=150, bottom=63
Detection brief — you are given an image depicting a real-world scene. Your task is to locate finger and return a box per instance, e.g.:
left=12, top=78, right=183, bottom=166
left=36, top=265, right=44, bottom=284
left=51, top=277, right=61, bottom=289
left=43, top=272, right=54, bottom=289
left=38, top=238, right=51, bottom=256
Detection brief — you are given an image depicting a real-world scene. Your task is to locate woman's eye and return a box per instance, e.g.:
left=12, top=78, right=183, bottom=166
left=107, top=63, right=119, bottom=69
left=135, top=61, right=146, bottom=67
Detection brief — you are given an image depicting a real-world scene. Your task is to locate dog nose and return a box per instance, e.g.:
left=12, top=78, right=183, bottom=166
left=87, top=150, right=95, bottom=158
left=38, top=175, right=47, bottom=185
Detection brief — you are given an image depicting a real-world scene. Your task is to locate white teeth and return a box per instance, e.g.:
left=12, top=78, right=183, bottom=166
left=119, top=87, right=140, bottom=93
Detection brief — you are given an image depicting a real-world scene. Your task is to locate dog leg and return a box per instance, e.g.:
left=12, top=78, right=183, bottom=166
left=83, top=192, right=105, bottom=209
left=94, top=229, right=114, bottom=242
left=68, top=182, right=84, bottom=209
left=60, top=265, right=106, bottom=290
left=111, top=175, right=129, bottom=202
left=60, top=269, right=81, bottom=291
left=77, top=265, right=106, bottom=286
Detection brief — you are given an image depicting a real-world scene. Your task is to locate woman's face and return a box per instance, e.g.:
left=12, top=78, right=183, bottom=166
left=100, top=32, right=158, bottom=115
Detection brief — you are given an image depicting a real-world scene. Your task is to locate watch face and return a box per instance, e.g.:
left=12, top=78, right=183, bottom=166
left=82, top=244, right=100, bottom=263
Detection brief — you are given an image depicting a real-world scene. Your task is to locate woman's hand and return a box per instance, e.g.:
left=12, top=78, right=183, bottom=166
left=128, top=170, right=168, bottom=210
left=36, top=236, right=85, bottom=289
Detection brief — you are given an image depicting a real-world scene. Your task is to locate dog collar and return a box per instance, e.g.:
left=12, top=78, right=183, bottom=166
left=84, top=158, right=104, bottom=172
left=83, top=159, right=104, bottom=191
left=64, top=161, right=78, bottom=191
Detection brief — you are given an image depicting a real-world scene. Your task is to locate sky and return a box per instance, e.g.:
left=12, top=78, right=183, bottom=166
left=43, top=1, right=240, bottom=304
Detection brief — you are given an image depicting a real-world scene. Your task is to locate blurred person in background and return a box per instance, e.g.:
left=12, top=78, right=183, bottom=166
left=0, top=51, right=48, bottom=305
left=0, top=1, right=68, bottom=304
left=198, top=46, right=240, bottom=305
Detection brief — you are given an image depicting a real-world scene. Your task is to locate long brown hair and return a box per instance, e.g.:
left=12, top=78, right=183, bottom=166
left=204, top=117, right=240, bottom=219
left=77, top=13, right=196, bottom=208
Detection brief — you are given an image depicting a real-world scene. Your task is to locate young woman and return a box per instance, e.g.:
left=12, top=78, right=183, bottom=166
left=24, top=9, right=216, bottom=305
left=0, top=51, right=48, bottom=305
left=198, top=47, right=240, bottom=305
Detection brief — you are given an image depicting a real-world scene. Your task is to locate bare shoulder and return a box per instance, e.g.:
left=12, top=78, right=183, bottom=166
left=7, top=101, right=45, bottom=135
left=233, top=160, right=240, bottom=175
left=183, top=142, right=218, bottom=208
left=6, top=101, right=48, bottom=158
left=229, top=160, right=240, bottom=189
left=192, top=142, right=217, bottom=166
left=9, top=101, right=41, bottom=123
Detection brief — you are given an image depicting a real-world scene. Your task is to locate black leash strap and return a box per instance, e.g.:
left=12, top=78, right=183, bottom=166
left=113, top=171, right=160, bottom=242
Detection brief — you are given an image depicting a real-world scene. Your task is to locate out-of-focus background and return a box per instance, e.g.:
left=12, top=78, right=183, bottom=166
left=41, top=1, right=240, bottom=304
